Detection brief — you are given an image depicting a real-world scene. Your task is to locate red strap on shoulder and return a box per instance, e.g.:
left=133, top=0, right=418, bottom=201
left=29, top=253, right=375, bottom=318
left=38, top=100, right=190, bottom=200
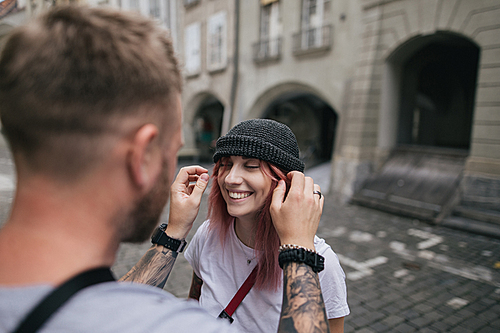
left=224, top=266, right=258, bottom=316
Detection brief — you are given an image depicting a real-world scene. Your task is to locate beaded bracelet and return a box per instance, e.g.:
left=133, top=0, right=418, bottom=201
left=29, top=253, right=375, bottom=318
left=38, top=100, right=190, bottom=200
left=279, top=244, right=317, bottom=254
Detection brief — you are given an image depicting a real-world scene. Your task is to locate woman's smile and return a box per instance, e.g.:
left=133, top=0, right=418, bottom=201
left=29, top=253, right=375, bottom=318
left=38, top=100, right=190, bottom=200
left=218, top=156, right=272, bottom=222
left=228, top=191, right=253, bottom=200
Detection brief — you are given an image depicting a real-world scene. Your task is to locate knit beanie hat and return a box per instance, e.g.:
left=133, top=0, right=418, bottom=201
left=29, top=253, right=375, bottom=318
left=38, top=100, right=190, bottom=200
left=213, top=119, right=305, bottom=173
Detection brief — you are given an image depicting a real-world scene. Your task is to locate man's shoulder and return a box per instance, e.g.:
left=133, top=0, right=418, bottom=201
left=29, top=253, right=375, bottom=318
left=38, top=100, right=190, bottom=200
left=0, top=282, right=233, bottom=333
left=73, top=281, right=206, bottom=315
left=69, top=282, right=232, bottom=331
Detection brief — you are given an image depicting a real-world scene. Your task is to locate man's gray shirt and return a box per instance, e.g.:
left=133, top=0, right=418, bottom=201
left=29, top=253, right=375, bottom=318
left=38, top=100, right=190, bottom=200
left=0, top=281, right=234, bottom=332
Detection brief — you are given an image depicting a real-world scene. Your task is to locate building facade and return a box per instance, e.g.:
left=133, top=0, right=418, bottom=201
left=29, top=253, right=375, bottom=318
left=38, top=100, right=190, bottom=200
left=1, top=0, right=499, bottom=233
left=0, top=0, right=178, bottom=52
left=180, top=0, right=500, bottom=234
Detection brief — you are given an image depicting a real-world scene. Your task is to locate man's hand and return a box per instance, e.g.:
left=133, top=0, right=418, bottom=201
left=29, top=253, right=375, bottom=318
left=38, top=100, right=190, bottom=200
left=120, top=167, right=208, bottom=287
left=165, top=166, right=209, bottom=240
left=270, top=172, right=324, bottom=249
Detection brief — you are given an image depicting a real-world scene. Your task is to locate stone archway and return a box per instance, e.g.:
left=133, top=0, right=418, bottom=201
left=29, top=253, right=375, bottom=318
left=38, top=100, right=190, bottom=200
left=378, top=32, right=480, bottom=154
left=262, top=92, right=338, bottom=169
left=355, top=32, right=481, bottom=221
left=396, top=33, right=479, bottom=151
left=192, top=95, right=224, bottom=162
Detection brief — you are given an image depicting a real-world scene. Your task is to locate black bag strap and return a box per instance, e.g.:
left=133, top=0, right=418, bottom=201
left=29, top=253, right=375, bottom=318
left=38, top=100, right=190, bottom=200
left=13, top=267, right=115, bottom=333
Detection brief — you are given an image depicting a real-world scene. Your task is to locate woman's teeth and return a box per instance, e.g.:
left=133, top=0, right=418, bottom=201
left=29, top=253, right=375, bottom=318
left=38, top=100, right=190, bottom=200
left=228, top=191, right=251, bottom=199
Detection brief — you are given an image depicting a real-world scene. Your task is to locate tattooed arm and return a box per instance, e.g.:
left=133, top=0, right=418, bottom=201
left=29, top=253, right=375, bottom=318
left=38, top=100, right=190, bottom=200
left=279, top=262, right=330, bottom=333
left=188, top=271, right=203, bottom=300
left=119, top=166, right=209, bottom=288
left=119, top=244, right=177, bottom=289
left=271, top=172, right=329, bottom=332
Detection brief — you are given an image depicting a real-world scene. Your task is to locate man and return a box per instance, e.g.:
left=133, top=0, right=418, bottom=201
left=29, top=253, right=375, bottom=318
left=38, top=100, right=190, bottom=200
left=0, top=6, right=329, bottom=333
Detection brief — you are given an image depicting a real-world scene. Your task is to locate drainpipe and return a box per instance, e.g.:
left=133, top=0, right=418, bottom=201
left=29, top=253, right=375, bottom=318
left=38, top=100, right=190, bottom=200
left=221, top=0, right=240, bottom=135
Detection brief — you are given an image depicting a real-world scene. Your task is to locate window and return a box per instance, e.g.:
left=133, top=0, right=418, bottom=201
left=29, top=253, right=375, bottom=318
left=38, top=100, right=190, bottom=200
left=293, top=0, right=332, bottom=54
left=149, top=0, right=160, bottom=20
left=304, top=0, right=317, bottom=22
left=185, top=22, right=201, bottom=75
left=261, top=4, right=271, bottom=41
left=163, top=0, right=171, bottom=29
left=302, top=0, right=323, bottom=48
left=207, top=11, right=227, bottom=71
left=163, top=0, right=178, bottom=47
left=253, top=0, right=281, bottom=62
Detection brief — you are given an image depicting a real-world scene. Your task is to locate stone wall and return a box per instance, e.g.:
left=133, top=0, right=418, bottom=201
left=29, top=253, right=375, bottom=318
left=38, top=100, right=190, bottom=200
left=333, top=0, right=500, bottom=209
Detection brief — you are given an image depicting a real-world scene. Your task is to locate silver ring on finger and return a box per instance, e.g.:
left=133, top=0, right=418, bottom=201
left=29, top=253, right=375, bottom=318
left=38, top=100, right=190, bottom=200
left=313, top=190, right=322, bottom=199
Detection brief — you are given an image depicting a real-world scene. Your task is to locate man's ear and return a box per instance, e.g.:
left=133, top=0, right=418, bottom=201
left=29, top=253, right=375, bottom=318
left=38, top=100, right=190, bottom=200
left=127, top=124, right=160, bottom=190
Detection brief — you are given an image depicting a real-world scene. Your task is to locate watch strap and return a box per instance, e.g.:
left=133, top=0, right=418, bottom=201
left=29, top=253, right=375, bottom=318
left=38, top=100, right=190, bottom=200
left=151, top=223, right=187, bottom=253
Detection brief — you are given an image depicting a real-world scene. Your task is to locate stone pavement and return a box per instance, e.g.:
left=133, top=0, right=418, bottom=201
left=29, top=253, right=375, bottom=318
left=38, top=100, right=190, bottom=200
left=0, top=149, right=499, bottom=332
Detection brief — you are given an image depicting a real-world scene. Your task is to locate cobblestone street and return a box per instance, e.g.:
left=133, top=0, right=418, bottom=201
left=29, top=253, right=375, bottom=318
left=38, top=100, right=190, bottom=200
left=1, top=149, right=499, bottom=332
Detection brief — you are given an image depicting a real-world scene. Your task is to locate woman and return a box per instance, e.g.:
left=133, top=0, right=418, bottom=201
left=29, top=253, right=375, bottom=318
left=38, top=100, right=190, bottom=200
left=184, top=119, right=349, bottom=333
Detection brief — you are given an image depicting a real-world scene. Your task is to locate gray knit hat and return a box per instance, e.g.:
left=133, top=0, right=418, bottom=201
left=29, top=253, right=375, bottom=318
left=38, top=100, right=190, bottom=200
left=213, top=119, right=305, bottom=173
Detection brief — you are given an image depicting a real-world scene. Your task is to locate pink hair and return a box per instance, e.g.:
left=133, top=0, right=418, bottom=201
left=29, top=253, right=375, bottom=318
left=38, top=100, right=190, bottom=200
left=207, top=158, right=290, bottom=291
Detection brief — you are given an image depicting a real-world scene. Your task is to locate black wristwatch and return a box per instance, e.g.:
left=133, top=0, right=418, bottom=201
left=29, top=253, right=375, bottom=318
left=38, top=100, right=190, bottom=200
left=151, top=223, right=187, bottom=253
left=278, top=248, right=325, bottom=273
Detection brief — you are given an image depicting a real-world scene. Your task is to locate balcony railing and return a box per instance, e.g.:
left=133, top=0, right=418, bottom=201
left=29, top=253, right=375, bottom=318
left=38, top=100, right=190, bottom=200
left=292, top=25, right=332, bottom=55
left=252, top=37, right=282, bottom=63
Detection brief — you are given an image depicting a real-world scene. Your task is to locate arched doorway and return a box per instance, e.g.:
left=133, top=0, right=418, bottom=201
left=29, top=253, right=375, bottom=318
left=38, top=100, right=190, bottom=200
left=397, top=35, right=479, bottom=150
left=355, top=33, right=481, bottom=221
left=263, top=92, right=337, bottom=169
left=193, top=96, right=224, bottom=162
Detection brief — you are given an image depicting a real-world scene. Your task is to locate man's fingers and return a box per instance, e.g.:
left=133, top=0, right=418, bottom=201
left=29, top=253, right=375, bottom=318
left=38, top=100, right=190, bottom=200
left=175, top=166, right=208, bottom=184
left=188, top=173, right=209, bottom=202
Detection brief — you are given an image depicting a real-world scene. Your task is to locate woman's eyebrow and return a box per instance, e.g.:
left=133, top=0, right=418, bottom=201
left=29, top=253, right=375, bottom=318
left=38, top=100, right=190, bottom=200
left=242, top=157, right=259, bottom=161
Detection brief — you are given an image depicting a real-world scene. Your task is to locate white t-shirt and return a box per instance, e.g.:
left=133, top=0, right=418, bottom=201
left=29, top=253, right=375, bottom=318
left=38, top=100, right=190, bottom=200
left=184, top=220, right=350, bottom=333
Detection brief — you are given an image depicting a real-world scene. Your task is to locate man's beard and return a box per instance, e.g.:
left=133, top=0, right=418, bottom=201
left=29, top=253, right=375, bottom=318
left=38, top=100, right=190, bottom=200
left=122, top=160, right=171, bottom=243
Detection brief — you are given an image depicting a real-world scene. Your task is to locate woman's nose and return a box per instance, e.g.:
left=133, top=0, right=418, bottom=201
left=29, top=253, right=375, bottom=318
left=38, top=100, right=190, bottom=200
left=225, top=165, right=243, bottom=184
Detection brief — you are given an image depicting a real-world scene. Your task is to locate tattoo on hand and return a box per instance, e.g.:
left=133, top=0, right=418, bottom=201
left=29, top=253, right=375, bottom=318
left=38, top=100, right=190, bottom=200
left=279, top=262, right=330, bottom=333
left=119, top=245, right=177, bottom=289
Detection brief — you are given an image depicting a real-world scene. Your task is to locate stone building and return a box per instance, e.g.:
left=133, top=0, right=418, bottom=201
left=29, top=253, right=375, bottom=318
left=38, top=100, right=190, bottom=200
left=1, top=0, right=499, bottom=235
left=179, top=0, right=500, bottom=236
